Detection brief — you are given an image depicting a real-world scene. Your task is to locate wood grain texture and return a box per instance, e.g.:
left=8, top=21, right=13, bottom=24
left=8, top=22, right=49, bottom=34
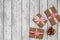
left=4, top=0, right=11, bottom=40
left=30, top=0, right=35, bottom=40
left=34, top=0, right=40, bottom=40
left=48, top=0, right=58, bottom=40
left=30, top=0, right=40, bottom=40
left=0, top=0, right=3, bottom=40
left=0, top=0, right=59, bottom=40
left=22, top=0, right=29, bottom=40
left=40, top=0, right=48, bottom=40
left=58, top=0, right=60, bottom=40
left=11, top=0, right=22, bottom=40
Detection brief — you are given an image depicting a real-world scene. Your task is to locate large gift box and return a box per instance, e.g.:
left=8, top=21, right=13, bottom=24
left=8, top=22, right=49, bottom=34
left=33, top=14, right=47, bottom=28
left=45, top=7, right=60, bottom=25
left=29, top=28, right=44, bottom=39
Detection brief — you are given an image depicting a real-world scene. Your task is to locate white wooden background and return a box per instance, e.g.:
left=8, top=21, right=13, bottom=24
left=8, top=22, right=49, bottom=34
left=0, top=0, right=60, bottom=40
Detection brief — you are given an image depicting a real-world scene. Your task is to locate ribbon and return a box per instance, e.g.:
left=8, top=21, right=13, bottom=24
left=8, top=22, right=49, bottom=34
left=48, top=9, right=58, bottom=23
left=30, top=28, right=43, bottom=38
left=34, top=16, right=46, bottom=24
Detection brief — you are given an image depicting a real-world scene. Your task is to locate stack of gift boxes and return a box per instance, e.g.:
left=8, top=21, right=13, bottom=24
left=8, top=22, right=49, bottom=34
left=29, top=6, right=60, bottom=39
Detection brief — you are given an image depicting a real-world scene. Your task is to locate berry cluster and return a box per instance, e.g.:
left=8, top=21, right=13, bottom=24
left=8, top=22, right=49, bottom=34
left=47, top=27, right=55, bottom=36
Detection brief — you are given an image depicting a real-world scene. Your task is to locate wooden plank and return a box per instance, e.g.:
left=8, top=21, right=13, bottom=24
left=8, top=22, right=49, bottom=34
left=0, top=0, right=3, bottom=40
left=30, top=0, right=36, bottom=40
left=34, top=0, right=40, bottom=40
left=4, top=0, right=11, bottom=40
left=30, top=0, right=39, bottom=40
left=58, top=0, right=60, bottom=40
left=47, top=0, right=58, bottom=40
left=22, top=0, right=29, bottom=40
left=40, top=0, right=48, bottom=40
left=11, top=0, right=22, bottom=40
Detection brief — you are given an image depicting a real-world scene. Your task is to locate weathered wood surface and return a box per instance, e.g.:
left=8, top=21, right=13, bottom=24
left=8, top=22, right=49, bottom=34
left=0, top=0, right=60, bottom=40
left=40, top=0, right=48, bottom=40
left=0, top=0, right=3, bottom=40
left=30, top=0, right=38, bottom=40
left=47, top=0, right=58, bottom=40
left=4, top=0, right=11, bottom=40
left=58, top=0, right=60, bottom=40
left=11, top=0, right=22, bottom=40
left=22, top=0, right=29, bottom=40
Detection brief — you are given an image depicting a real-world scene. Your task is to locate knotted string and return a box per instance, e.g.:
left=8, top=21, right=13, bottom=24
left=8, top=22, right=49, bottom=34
left=34, top=16, right=46, bottom=25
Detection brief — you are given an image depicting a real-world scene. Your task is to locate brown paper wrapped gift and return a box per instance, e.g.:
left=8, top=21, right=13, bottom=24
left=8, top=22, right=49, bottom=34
left=45, top=7, right=60, bottom=25
left=29, top=28, right=44, bottom=39
left=33, top=14, right=47, bottom=28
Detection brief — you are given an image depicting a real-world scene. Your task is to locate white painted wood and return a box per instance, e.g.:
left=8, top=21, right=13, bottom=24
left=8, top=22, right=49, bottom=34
left=11, top=0, right=22, bottom=40
left=34, top=0, right=40, bottom=40
left=48, top=0, right=58, bottom=40
left=30, top=0, right=39, bottom=40
left=58, top=0, right=60, bottom=40
left=0, top=0, right=3, bottom=40
left=30, top=0, right=36, bottom=40
left=4, top=0, right=11, bottom=40
left=22, top=0, right=29, bottom=40
left=0, top=0, right=59, bottom=40
left=40, top=0, right=48, bottom=40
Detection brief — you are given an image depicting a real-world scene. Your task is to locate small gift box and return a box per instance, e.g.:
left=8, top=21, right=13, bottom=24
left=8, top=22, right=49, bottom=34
left=47, top=27, right=55, bottom=36
left=33, top=13, right=47, bottom=28
left=29, top=28, right=44, bottom=39
left=45, top=7, right=60, bottom=25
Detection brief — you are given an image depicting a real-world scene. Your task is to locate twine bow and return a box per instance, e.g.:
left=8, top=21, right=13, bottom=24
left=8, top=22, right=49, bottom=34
left=49, top=13, right=57, bottom=19
left=30, top=28, right=43, bottom=38
left=48, top=9, right=58, bottom=23
left=34, top=16, right=46, bottom=24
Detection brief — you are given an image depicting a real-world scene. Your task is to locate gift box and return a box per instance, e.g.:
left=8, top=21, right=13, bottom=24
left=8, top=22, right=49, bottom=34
left=29, top=28, right=44, bottom=39
left=45, top=7, right=60, bottom=25
left=33, top=13, right=47, bottom=28
left=47, top=27, right=55, bottom=36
